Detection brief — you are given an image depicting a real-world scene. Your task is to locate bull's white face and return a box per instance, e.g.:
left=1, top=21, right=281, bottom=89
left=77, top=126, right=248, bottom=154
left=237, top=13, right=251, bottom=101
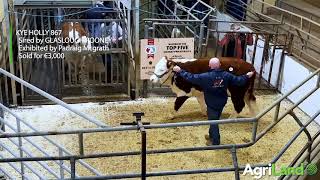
left=67, top=22, right=92, bottom=49
left=150, top=57, right=169, bottom=83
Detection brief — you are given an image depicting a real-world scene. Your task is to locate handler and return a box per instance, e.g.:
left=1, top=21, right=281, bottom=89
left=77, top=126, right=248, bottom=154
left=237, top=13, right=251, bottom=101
left=172, top=57, right=254, bottom=145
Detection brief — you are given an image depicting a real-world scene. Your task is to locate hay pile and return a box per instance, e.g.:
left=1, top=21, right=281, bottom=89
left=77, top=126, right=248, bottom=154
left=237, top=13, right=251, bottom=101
left=58, top=95, right=319, bottom=179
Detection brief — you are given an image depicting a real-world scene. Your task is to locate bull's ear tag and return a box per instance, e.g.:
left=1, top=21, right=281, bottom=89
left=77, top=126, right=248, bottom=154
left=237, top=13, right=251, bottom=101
left=228, top=67, right=234, bottom=72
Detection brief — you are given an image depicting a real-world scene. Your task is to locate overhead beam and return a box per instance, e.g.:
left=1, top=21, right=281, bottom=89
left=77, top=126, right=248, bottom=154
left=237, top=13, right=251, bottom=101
left=14, top=0, right=93, bottom=8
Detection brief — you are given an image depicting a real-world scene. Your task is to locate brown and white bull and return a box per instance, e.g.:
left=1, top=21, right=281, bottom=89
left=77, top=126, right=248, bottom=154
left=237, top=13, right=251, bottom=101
left=149, top=56, right=258, bottom=118
left=61, top=22, right=93, bottom=83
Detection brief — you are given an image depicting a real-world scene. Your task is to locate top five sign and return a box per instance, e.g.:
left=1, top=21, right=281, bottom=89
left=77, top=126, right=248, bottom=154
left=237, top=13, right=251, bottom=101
left=140, top=38, right=194, bottom=80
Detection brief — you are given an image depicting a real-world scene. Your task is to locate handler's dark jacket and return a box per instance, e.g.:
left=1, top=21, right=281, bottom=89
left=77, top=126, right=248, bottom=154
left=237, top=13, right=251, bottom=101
left=178, top=69, right=249, bottom=110
left=86, top=3, right=107, bottom=19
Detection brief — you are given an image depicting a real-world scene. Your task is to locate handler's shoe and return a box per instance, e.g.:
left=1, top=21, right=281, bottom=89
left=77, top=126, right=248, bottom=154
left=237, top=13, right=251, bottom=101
left=205, top=135, right=220, bottom=145
left=205, top=135, right=212, bottom=146
left=206, top=139, right=213, bottom=146
left=205, top=135, right=210, bottom=141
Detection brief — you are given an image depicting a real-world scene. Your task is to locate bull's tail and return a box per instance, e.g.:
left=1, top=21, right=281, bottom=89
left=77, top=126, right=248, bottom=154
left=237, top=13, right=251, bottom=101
left=248, top=71, right=256, bottom=101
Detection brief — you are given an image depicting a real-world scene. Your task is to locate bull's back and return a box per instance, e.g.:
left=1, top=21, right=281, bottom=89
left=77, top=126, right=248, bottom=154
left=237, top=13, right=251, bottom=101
left=176, top=57, right=254, bottom=75
left=175, top=59, right=210, bottom=74
left=220, top=57, right=255, bottom=75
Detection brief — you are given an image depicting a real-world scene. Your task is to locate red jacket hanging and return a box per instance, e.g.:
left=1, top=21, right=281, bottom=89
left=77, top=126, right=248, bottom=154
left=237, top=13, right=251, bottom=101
left=218, top=33, right=253, bottom=60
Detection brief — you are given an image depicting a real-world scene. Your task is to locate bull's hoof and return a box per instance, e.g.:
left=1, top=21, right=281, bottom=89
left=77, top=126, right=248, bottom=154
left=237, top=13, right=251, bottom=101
left=228, top=112, right=240, bottom=119
left=168, top=115, right=175, bottom=120
left=168, top=113, right=176, bottom=120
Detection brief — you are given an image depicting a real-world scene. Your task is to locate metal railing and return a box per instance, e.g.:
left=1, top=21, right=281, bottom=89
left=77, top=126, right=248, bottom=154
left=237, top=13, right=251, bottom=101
left=1, top=67, right=319, bottom=179
left=205, top=19, right=289, bottom=90
left=0, top=67, right=108, bottom=179
left=216, top=0, right=320, bottom=69
left=156, top=0, right=217, bottom=21
left=13, top=2, right=132, bottom=104
left=143, top=0, right=217, bottom=54
left=240, top=0, right=320, bottom=39
left=143, top=18, right=205, bottom=57
left=278, top=0, right=320, bottom=24
left=0, top=19, right=10, bottom=106
left=239, top=0, right=320, bottom=68
left=60, top=19, right=127, bottom=89
left=140, top=0, right=217, bottom=97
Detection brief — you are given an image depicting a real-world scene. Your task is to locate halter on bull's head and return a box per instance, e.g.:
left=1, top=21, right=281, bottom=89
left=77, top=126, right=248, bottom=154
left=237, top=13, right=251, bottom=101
left=61, top=22, right=92, bottom=49
left=150, top=56, right=175, bottom=83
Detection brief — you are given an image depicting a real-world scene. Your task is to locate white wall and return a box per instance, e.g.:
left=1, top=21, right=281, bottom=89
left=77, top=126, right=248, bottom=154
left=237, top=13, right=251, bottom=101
left=246, top=35, right=283, bottom=87
left=278, top=57, right=320, bottom=123
left=246, top=34, right=320, bottom=124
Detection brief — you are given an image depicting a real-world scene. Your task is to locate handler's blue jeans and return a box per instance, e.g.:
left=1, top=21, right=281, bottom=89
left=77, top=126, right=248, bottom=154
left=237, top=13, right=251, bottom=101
left=89, top=23, right=103, bottom=38
left=101, top=54, right=112, bottom=83
left=207, top=107, right=222, bottom=145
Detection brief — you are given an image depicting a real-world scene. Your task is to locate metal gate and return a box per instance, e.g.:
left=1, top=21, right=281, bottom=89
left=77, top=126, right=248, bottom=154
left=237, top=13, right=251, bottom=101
left=140, top=1, right=292, bottom=96
left=142, top=0, right=217, bottom=57
left=14, top=1, right=131, bottom=105
left=0, top=19, right=10, bottom=106
left=0, top=67, right=319, bottom=179
left=139, top=0, right=218, bottom=97
left=205, top=19, right=290, bottom=90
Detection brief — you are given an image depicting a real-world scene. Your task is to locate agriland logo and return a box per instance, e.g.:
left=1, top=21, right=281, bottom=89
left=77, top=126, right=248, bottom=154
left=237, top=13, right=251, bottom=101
left=242, top=163, right=318, bottom=179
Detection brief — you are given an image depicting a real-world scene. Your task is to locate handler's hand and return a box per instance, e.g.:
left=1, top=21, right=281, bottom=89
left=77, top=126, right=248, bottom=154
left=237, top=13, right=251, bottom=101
left=246, top=71, right=254, bottom=78
left=173, top=65, right=181, bottom=73
left=112, top=38, right=117, bottom=43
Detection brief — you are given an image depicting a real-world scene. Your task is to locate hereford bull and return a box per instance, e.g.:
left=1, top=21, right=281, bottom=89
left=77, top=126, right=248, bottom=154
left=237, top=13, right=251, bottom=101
left=149, top=56, right=257, bottom=118
left=61, top=22, right=93, bottom=84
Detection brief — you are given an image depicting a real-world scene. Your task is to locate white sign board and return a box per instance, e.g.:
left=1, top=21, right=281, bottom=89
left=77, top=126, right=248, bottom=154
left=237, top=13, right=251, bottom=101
left=140, top=38, right=194, bottom=80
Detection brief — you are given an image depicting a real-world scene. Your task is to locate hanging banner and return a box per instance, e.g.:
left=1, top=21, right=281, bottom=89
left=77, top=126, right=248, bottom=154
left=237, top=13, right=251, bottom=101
left=140, top=38, right=194, bottom=80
